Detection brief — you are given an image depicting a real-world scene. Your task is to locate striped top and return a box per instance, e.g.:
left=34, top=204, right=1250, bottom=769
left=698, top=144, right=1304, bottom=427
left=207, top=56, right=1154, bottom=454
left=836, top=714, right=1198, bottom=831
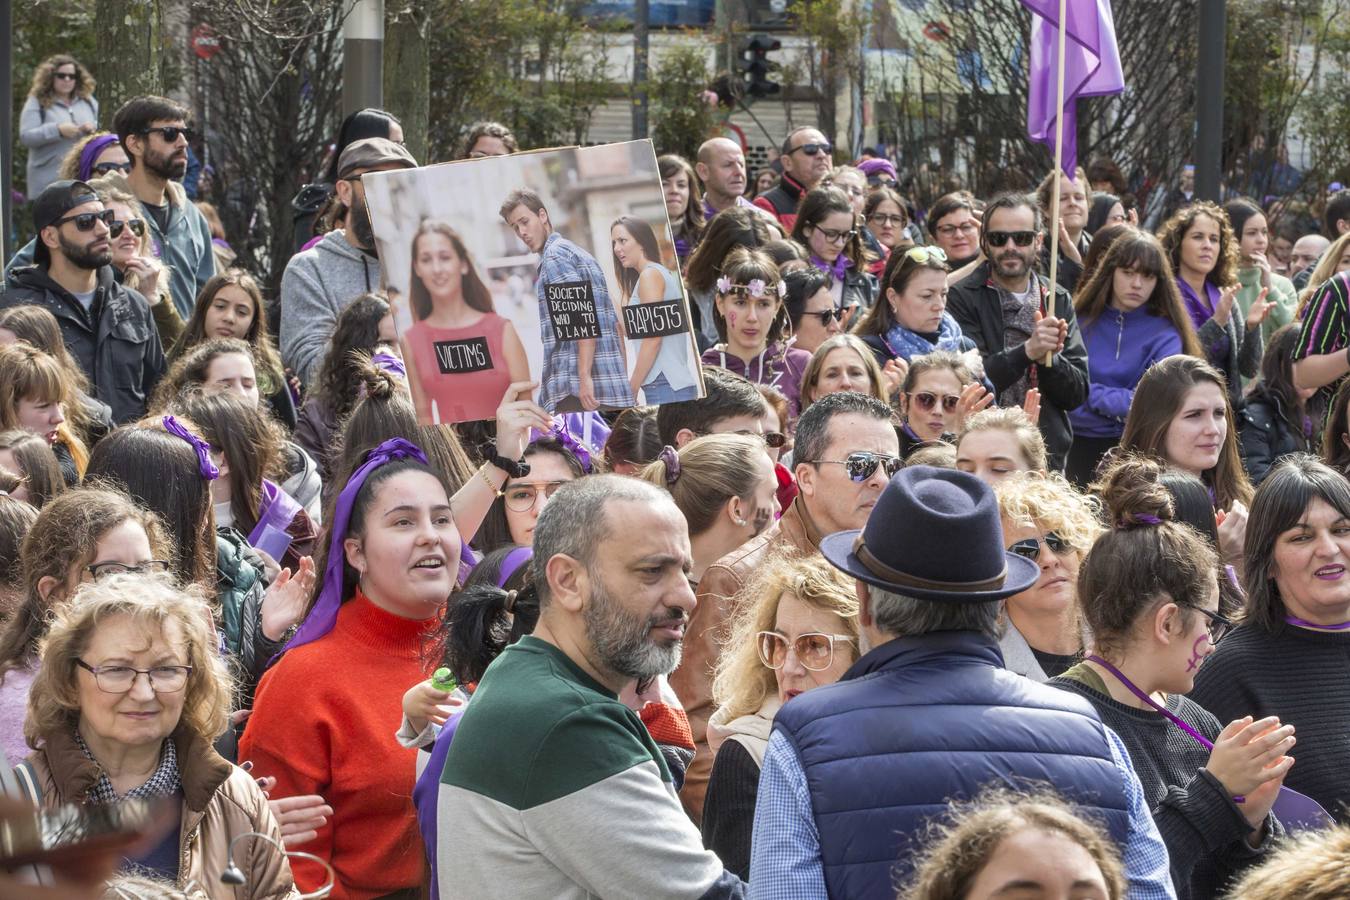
left=1292, top=272, right=1350, bottom=407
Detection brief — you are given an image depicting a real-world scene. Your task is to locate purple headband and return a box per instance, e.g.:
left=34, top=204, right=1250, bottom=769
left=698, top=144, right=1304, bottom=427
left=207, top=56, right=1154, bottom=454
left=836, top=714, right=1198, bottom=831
left=78, top=134, right=121, bottom=182
left=371, top=350, right=407, bottom=380
left=162, top=416, right=219, bottom=480
left=1119, top=513, right=1163, bottom=528
left=495, top=546, right=533, bottom=589
left=283, top=437, right=429, bottom=654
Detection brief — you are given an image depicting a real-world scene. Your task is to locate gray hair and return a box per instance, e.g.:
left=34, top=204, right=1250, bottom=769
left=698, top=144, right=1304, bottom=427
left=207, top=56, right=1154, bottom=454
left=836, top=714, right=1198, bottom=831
left=868, top=584, right=1001, bottom=641
left=531, top=474, right=670, bottom=605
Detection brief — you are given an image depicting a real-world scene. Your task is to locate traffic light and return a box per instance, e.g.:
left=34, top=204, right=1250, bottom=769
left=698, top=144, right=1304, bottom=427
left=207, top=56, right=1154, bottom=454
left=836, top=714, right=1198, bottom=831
left=738, top=33, right=782, bottom=99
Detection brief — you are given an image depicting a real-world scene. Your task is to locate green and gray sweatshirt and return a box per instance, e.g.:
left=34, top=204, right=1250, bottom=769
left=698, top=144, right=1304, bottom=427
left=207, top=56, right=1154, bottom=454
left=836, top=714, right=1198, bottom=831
left=437, top=635, right=744, bottom=899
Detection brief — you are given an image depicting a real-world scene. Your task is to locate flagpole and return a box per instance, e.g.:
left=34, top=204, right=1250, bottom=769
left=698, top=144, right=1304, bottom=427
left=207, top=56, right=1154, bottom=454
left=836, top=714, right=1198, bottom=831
left=1043, top=0, right=1068, bottom=368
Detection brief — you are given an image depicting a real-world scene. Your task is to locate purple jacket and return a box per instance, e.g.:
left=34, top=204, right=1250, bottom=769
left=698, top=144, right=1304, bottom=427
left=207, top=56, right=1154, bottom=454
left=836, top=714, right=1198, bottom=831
left=700, top=342, right=811, bottom=419
left=1070, top=304, right=1184, bottom=438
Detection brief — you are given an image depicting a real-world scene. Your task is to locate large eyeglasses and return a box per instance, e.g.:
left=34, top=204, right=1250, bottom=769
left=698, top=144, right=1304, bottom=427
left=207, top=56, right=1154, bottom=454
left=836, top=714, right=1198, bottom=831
left=76, top=659, right=193, bottom=693
left=814, top=451, right=902, bottom=482
left=109, top=218, right=146, bottom=239
left=1193, top=607, right=1234, bottom=645
left=813, top=226, right=857, bottom=245
left=502, top=480, right=567, bottom=512
left=936, top=221, right=978, bottom=237
left=85, top=560, right=172, bottom=580
left=907, top=391, right=960, bottom=414
left=1008, top=533, right=1074, bottom=562
left=757, top=631, right=854, bottom=671
left=868, top=213, right=907, bottom=228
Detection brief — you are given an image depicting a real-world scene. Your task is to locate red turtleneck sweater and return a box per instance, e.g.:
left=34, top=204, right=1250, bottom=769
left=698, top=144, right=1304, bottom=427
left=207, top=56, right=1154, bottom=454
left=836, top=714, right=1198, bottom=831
left=239, top=589, right=438, bottom=899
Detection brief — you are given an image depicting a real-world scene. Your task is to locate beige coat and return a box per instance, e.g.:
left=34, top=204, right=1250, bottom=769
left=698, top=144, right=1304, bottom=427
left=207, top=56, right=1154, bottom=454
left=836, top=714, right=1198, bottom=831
left=21, top=723, right=299, bottom=899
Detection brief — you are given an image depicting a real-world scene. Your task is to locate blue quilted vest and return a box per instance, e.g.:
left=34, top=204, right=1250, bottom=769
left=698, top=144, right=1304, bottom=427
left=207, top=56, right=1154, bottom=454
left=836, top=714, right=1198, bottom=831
left=773, top=631, right=1132, bottom=899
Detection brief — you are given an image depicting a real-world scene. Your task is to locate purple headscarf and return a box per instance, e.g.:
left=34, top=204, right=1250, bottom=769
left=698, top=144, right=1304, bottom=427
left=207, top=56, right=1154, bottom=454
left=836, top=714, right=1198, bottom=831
left=857, top=157, right=898, bottom=184
left=78, top=135, right=122, bottom=182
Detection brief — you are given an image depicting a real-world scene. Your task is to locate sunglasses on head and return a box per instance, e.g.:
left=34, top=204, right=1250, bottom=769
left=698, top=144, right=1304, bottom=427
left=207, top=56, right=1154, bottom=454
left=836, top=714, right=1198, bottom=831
left=804, top=307, right=847, bottom=326
left=907, top=391, right=960, bottom=413
left=1008, top=532, right=1073, bottom=561
left=109, top=218, right=146, bottom=239
left=986, top=230, right=1038, bottom=248
left=903, top=245, right=948, bottom=265
left=52, top=208, right=114, bottom=232
left=815, top=451, right=902, bottom=482
left=92, top=161, right=131, bottom=176
left=140, top=126, right=195, bottom=144
left=789, top=142, right=832, bottom=157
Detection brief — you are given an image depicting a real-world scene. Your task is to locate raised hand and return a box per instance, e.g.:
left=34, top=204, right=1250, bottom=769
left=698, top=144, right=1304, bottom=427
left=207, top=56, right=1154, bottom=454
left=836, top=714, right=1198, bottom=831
left=1245, top=286, right=1275, bottom=332
left=259, top=555, right=316, bottom=642
left=494, top=381, right=552, bottom=460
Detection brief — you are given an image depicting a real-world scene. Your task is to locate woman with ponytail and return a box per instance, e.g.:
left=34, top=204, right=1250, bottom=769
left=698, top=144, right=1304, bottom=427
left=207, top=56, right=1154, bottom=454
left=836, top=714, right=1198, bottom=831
left=1050, top=454, right=1288, bottom=898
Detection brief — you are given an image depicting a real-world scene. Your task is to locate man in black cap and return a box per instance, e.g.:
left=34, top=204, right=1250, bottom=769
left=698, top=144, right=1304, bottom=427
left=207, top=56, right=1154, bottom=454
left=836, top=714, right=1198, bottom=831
left=280, top=136, right=417, bottom=386
left=749, top=466, right=1175, bottom=899
left=1, top=180, right=165, bottom=423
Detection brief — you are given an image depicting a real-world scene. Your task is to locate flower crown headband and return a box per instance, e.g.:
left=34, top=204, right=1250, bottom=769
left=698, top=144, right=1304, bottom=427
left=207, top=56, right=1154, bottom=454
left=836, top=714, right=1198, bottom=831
left=716, top=275, right=786, bottom=300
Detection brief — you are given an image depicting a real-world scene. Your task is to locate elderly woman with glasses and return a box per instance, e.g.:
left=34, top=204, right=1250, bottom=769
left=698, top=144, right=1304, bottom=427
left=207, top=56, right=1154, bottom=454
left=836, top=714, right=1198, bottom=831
left=16, top=574, right=298, bottom=896
left=1049, top=454, right=1286, bottom=900
left=702, top=554, right=860, bottom=880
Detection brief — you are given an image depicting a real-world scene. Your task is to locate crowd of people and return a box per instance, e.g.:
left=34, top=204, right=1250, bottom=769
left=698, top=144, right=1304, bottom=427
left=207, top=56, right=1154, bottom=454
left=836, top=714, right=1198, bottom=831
left=5, top=50, right=1350, bottom=900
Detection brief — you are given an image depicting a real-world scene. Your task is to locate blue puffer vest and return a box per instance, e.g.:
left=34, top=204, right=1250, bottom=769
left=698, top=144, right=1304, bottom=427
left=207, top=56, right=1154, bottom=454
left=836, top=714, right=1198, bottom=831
left=773, top=631, right=1132, bottom=899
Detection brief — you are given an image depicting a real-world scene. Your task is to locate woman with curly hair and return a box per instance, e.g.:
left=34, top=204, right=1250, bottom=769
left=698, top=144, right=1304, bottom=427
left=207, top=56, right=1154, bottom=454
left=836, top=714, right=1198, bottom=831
left=1158, top=200, right=1271, bottom=402
left=18, top=54, right=98, bottom=196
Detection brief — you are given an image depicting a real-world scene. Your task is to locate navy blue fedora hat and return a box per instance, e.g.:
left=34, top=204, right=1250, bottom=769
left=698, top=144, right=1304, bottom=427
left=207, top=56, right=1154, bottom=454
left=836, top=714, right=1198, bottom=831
left=819, top=465, right=1039, bottom=603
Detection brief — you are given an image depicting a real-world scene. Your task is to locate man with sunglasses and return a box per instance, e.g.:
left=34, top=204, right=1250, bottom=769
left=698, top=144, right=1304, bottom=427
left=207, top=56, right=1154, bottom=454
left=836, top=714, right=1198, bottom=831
left=751, top=466, right=1174, bottom=899
left=752, top=126, right=833, bottom=231
left=104, top=96, right=216, bottom=319
left=947, top=193, right=1089, bottom=472
left=676, top=390, right=898, bottom=822
left=0, top=180, right=165, bottom=423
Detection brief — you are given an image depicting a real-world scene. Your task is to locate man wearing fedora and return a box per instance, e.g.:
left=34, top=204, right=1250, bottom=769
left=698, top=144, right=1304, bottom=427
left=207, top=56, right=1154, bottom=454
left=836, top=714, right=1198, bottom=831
left=748, top=466, right=1175, bottom=899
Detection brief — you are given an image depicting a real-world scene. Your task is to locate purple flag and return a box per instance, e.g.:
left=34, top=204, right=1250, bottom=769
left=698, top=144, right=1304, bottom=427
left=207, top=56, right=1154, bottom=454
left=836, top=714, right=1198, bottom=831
left=1021, top=0, right=1124, bottom=176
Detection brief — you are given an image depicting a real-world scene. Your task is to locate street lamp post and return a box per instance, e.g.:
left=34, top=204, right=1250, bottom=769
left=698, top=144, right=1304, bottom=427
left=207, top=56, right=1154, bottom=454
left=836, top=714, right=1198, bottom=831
left=343, top=0, right=384, bottom=117
left=1194, top=0, right=1225, bottom=201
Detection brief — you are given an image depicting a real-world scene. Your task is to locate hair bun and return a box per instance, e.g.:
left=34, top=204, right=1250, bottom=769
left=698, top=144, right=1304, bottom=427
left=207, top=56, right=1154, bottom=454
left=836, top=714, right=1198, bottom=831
left=1094, top=453, right=1175, bottom=529
left=353, top=353, right=397, bottom=400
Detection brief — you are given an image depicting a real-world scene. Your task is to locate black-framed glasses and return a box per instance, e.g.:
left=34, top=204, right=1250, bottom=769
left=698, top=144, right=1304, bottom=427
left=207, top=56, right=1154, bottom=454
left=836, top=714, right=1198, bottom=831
left=814, top=451, right=902, bottom=482
left=936, top=221, right=978, bottom=237
left=804, top=307, right=847, bottom=326
left=53, top=71, right=78, bottom=81
left=92, top=161, right=131, bottom=176
left=140, top=126, right=195, bottom=144
left=85, top=560, right=171, bottom=580
left=502, top=480, right=567, bottom=512
left=52, top=208, right=114, bottom=232
left=109, top=219, right=146, bottom=239
left=813, top=226, right=856, bottom=245
left=868, top=213, right=907, bottom=227
left=788, top=142, right=832, bottom=157
left=986, top=230, right=1038, bottom=248
left=756, top=631, right=854, bottom=671
left=1008, top=533, right=1074, bottom=562
left=908, top=391, right=960, bottom=413
left=1193, top=607, right=1233, bottom=645
left=75, top=659, right=192, bottom=693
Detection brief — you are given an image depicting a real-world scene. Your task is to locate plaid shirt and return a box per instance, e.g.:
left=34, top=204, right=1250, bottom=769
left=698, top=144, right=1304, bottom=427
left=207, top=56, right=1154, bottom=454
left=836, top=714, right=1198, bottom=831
left=534, top=232, right=635, bottom=412
left=749, top=726, right=1176, bottom=900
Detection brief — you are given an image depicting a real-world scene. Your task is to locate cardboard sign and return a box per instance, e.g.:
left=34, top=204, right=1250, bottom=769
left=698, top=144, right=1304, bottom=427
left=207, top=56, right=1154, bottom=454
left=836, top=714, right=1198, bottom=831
left=623, top=299, right=687, bottom=339
left=433, top=337, right=494, bottom=374
left=545, top=280, right=602, bottom=342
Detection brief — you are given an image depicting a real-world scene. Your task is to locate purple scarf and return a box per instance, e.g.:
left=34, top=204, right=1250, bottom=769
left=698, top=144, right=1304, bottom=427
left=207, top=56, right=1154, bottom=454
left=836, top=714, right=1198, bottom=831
left=78, top=134, right=121, bottom=181
left=810, top=253, right=849, bottom=281
left=249, top=479, right=303, bottom=561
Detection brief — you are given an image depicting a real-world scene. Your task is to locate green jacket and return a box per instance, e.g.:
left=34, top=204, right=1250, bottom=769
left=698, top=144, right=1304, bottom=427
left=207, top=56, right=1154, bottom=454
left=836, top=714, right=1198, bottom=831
left=1237, top=266, right=1299, bottom=346
left=216, top=528, right=285, bottom=699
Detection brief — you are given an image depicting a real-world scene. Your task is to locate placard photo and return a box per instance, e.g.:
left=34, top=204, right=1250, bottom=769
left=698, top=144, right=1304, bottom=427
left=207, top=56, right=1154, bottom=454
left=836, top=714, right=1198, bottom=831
left=361, top=140, right=704, bottom=424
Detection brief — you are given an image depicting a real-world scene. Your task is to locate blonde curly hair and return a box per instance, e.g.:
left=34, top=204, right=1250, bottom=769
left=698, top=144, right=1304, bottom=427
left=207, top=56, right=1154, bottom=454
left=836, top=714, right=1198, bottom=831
left=711, top=553, right=860, bottom=722
left=25, top=574, right=233, bottom=749
left=994, top=471, right=1103, bottom=557
left=27, top=54, right=96, bottom=108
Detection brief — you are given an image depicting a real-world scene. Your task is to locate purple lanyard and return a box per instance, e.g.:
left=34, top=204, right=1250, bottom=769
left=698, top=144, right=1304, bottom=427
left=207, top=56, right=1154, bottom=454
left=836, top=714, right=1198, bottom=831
left=1284, top=615, right=1350, bottom=631
left=1085, top=655, right=1215, bottom=750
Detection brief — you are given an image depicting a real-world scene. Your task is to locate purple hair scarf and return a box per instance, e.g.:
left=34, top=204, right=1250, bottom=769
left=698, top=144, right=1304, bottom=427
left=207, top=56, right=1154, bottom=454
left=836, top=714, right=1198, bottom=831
left=78, top=134, right=121, bottom=181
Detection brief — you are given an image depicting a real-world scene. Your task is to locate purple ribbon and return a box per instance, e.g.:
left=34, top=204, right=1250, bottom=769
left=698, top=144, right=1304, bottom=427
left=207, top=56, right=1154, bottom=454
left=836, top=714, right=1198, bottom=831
left=248, top=479, right=303, bottom=555
left=1283, top=615, right=1350, bottom=631
left=1119, top=513, right=1162, bottom=528
left=283, top=438, right=429, bottom=654
left=495, top=546, right=533, bottom=589
left=78, top=134, right=121, bottom=181
left=810, top=253, right=849, bottom=281
left=372, top=350, right=407, bottom=379
left=530, top=414, right=609, bottom=474
left=162, top=416, right=219, bottom=481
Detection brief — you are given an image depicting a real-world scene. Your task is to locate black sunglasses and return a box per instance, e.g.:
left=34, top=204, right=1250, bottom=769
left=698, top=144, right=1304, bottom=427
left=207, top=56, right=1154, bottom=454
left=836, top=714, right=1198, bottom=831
left=986, top=230, right=1038, bottom=248
left=52, top=208, right=114, bottom=232
left=804, top=307, right=846, bottom=326
left=109, top=218, right=146, bottom=239
left=140, top=126, right=195, bottom=144
left=54, top=71, right=78, bottom=81
left=816, top=451, right=902, bottom=482
left=92, top=161, right=131, bottom=175
left=1008, top=532, right=1074, bottom=562
left=789, top=142, right=832, bottom=157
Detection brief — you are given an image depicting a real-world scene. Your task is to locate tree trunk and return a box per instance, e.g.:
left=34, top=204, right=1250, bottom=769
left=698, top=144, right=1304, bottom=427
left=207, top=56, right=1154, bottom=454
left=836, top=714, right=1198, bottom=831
left=94, top=0, right=164, bottom=118
left=384, top=0, right=429, bottom=163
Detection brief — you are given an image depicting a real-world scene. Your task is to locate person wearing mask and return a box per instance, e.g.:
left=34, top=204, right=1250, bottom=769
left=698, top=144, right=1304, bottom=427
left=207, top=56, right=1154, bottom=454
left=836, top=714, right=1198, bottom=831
left=1035, top=166, right=1092, bottom=295
left=947, top=193, right=1089, bottom=472
left=659, top=154, right=704, bottom=268
left=678, top=390, right=899, bottom=822
left=790, top=186, right=876, bottom=315
left=1226, top=198, right=1299, bottom=346
left=437, top=476, right=746, bottom=898
left=995, top=472, right=1099, bottom=682
left=1159, top=200, right=1270, bottom=401
left=703, top=555, right=860, bottom=879
left=927, top=191, right=982, bottom=270
left=19, top=55, right=98, bottom=197
left=753, top=465, right=1174, bottom=898
left=1067, top=229, right=1203, bottom=486
left=17, top=574, right=297, bottom=895
left=1053, top=455, right=1288, bottom=899
left=0, top=179, right=165, bottom=423
left=955, top=406, right=1048, bottom=485
left=754, top=126, right=833, bottom=230
left=282, top=137, right=417, bottom=386
left=1241, top=326, right=1315, bottom=484
left=1191, top=455, right=1350, bottom=826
